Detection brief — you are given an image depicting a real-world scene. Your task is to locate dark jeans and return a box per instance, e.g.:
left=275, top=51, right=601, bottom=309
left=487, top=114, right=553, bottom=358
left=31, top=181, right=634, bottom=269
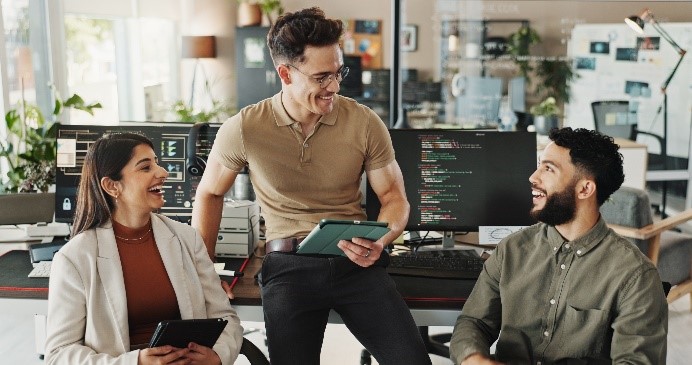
left=259, top=252, right=432, bottom=365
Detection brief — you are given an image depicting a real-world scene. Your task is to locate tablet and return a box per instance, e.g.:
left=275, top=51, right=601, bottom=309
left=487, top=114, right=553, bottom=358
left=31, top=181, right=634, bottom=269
left=296, top=219, right=390, bottom=256
left=148, top=318, right=227, bottom=348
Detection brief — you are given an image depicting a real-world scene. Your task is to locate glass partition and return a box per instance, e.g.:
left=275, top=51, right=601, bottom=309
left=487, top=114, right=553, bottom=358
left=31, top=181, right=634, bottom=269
left=396, top=0, right=692, bottom=214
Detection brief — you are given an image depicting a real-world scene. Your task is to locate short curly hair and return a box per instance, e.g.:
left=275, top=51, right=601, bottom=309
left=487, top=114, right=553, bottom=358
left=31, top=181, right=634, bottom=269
left=549, top=127, right=624, bottom=206
left=267, top=7, right=343, bottom=66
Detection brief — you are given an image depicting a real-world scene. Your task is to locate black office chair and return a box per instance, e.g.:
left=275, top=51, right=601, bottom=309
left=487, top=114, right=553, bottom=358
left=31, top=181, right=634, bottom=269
left=239, top=337, right=270, bottom=365
left=591, top=100, right=666, bottom=163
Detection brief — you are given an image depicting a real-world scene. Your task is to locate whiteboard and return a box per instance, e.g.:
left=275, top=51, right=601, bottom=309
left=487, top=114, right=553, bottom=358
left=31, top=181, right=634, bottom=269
left=565, top=23, right=692, bottom=158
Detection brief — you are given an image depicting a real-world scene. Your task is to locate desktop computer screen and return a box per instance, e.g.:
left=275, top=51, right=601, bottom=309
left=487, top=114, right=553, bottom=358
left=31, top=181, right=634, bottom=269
left=54, top=122, right=219, bottom=224
left=366, top=129, right=537, bottom=232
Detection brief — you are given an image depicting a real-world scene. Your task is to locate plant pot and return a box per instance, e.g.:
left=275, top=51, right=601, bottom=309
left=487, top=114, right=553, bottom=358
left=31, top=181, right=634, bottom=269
left=533, top=115, right=559, bottom=135
left=237, top=3, right=262, bottom=27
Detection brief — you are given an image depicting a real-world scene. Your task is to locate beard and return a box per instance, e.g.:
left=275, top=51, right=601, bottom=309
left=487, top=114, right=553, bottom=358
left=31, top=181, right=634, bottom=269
left=530, top=181, right=577, bottom=226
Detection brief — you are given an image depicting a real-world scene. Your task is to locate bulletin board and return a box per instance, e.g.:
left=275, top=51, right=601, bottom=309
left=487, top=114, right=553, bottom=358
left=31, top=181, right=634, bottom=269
left=341, top=19, right=383, bottom=69
left=565, top=23, right=692, bottom=158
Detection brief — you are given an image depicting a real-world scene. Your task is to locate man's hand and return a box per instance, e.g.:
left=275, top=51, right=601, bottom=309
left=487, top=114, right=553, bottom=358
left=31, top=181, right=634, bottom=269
left=460, top=353, right=504, bottom=365
left=337, top=237, right=382, bottom=267
left=220, top=280, right=234, bottom=300
left=138, top=345, right=190, bottom=364
left=182, top=342, right=222, bottom=365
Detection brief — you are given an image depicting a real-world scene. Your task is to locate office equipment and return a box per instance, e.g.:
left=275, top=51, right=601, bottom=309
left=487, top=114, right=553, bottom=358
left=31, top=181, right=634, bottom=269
left=54, top=123, right=219, bottom=224
left=29, top=240, right=67, bottom=263
left=387, top=249, right=484, bottom=279
left=297, top=219, right=390, bottom=256
left=509, top=76, right=526, bottom=112
left=0, top=193, right=55, bottom=226
left=339, top=55, right=362, bottom=98
left=454, top=76, right=503, bottom=128
left=216, top=201, right=260, bottom=258
left=28, top=261, right=52, bottom=278
left=366, top=129, right=537, bottom=246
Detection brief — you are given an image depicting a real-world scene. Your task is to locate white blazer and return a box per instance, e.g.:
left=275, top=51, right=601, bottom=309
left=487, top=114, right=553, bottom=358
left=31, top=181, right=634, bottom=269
left=45, top=213, right=243, bottom=365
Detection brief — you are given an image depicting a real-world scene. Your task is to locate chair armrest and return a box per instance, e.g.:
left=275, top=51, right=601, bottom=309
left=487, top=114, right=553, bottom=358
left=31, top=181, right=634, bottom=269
left=607, top=208, right=692, bottom=240
left=634, top=130, right=666, bottom=156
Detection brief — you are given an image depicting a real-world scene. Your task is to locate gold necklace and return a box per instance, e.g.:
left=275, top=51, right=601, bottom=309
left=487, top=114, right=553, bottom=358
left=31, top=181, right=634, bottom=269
left=114, top=227, right=152, bottom=242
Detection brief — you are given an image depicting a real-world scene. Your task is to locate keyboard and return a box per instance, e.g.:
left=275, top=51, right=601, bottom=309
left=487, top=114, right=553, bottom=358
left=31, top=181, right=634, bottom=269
left=387, top=249, right=485, bottom=279
left=28, top=261, right=52, bottom=278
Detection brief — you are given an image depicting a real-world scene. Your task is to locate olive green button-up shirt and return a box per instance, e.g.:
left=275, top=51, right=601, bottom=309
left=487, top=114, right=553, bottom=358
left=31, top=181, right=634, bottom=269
left=450, top=218, right=668, bottom=364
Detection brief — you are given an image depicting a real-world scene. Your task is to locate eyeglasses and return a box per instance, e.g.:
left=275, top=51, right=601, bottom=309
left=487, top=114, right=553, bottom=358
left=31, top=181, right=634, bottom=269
left=285, top=64, right=349, bottom=89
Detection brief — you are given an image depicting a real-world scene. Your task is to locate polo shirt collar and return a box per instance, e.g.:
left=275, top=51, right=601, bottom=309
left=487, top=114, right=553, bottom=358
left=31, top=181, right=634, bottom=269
left=270, top=92, right=339, bottom=127
left=546, top=216, right=610, bottom=256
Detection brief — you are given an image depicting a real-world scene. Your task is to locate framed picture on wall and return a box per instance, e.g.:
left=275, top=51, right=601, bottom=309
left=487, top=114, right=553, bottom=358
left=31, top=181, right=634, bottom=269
left=401, top=24, right=418, bottom=52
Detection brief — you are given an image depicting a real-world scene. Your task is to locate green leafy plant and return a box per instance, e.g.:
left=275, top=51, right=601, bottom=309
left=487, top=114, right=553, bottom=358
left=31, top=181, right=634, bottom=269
left=535, top=59, right=579, bottom=105
left=171, top=99, right=235, bottom=124
left=530, top=97, right=560, bottom=117
left=506, top=25, right=541, bottom=78
left=1, top=92, right=101, bottom=192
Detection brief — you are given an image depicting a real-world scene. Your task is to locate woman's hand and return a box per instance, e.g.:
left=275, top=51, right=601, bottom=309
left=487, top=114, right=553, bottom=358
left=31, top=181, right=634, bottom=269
left=138, top=345, right=190, bottom=364
left=183, top=342, right=222, bottom=365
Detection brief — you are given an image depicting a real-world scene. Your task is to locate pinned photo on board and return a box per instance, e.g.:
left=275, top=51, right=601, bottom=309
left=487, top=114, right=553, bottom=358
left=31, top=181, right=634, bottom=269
left=615, top=48, right=638, bottom=62
left=575, top=57, right=596, bottom=70
left=637, top=36, right=661, bottom=50
left=625, top=80, right=651, bottom=97
left=590, top=41, right=610, bottom=54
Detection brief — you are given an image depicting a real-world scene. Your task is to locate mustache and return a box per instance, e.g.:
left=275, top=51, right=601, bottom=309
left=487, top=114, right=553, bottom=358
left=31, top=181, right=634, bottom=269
left=531, top=184, right=546, bottom=195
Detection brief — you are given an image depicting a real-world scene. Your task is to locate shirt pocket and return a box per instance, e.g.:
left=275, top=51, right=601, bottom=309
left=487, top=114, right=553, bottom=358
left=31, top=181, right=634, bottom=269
left=560, top=304, right=610, bottom=358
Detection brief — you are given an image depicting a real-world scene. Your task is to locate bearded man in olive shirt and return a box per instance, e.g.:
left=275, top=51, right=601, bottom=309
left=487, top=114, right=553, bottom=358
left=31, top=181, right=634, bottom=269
left=450, top=128, right=668, bottom=365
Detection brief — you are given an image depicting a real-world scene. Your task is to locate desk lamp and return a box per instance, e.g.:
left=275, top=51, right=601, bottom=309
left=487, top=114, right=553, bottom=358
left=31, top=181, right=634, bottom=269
left=625, top=8, right=687, bottom=217
left=181, top=35, right=217, bottom=108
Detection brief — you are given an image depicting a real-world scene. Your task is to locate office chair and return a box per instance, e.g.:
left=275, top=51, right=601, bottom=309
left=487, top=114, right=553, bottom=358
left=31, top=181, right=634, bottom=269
left=592, top=100, right=668, bottom=214
left=239, top=337, right=270, bottom=365
left=600, top=187, right=692, bottom=309
left=591, top=100, right=666, bottom=166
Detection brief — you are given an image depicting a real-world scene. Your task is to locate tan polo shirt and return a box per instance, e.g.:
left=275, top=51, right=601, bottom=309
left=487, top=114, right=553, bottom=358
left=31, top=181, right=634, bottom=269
left=210, top=92, right=395, bottom=241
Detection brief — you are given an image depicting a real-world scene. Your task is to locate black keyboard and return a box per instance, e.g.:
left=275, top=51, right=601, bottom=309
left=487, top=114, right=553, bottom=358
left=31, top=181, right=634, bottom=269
left=387, top=249, right=485, bottom=279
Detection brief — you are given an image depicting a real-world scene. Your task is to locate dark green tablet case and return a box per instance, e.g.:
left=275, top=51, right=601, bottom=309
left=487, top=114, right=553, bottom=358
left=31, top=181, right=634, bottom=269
left=296, top=219, right=390, bottom=256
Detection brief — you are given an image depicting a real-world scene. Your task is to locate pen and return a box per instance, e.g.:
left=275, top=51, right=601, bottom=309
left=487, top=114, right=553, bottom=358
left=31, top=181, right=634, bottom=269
left=217, top=269, right=244, bottom=277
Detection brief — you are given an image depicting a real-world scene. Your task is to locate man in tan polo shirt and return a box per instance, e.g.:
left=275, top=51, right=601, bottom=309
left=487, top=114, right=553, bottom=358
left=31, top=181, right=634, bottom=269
left=191, top=7, right=431, bottom=365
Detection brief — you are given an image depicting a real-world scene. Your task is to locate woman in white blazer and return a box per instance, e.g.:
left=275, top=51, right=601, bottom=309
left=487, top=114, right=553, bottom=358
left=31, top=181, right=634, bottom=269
left=45, top=133, right=243, bottom=365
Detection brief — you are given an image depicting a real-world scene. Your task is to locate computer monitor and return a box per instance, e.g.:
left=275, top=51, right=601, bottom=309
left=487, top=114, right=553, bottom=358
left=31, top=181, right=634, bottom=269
left=54, top=122, right=219, bottom=224
left=339, top=55, right=363, bottom=98
left=455, top=76, right=502, bottom=128
left=509, top=76, right=526, bottom=113
left=366, top=129, right=537, bottom=232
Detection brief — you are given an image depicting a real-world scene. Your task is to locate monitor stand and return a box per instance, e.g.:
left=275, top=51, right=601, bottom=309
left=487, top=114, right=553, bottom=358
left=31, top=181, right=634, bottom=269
left=408, top=231, right=455, bottom=249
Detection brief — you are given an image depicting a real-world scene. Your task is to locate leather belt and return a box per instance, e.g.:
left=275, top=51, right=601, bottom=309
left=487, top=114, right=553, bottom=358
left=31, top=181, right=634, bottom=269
left=265, top=237, right=305, bottom=254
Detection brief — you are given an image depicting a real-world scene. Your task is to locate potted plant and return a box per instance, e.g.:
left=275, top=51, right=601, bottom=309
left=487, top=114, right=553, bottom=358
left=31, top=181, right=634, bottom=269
left=506, top=25, right=541, bottom=79
left=236, top=1, right=262, bottom=27
left=0, top=92, right=101, bottom=192
left=535, top=58, right=579, bottom=105
left=530, top=96, right=560, bottom=135
left=257, top=0, right=283, bottom=26
left=170, top=99, right=236, bottom=124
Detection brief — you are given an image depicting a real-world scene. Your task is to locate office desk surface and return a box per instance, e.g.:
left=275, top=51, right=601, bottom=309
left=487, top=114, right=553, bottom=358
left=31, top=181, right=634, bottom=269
left=0, top=248, right=469, bottom=326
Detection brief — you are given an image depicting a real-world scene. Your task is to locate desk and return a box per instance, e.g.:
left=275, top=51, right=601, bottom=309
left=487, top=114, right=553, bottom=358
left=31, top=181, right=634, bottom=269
left=0, top=248, right=467, bottom=326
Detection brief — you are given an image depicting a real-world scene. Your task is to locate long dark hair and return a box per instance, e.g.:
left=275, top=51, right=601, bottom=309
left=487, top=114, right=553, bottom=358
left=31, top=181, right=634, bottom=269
left=71, top=133, right=154, bottom=237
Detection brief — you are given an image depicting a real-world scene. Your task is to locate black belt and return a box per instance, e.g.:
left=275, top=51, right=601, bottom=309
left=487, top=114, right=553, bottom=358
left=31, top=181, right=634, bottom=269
left=265, top=237, right=305, bottom=254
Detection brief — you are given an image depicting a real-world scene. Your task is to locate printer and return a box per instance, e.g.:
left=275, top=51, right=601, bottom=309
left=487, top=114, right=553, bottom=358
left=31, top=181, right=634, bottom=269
left=216, top=200, right=260, bottom=258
